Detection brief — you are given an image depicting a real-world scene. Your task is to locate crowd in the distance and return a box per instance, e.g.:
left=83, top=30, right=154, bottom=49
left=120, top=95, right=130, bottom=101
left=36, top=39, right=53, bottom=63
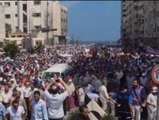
left=0, top=44, right=158, bottom=120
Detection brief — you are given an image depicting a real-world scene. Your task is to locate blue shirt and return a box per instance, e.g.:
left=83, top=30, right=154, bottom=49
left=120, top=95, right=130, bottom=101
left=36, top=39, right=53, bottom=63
left=129, top=86, right=146, bottom=106
left=31, top=99, right=48, bottom=120
left=0, top=102, right=6, bottom=120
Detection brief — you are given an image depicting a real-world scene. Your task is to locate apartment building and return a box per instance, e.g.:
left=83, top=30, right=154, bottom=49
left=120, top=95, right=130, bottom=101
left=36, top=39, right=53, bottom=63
left=121, top=1, right=159, bottom=48
left=0, top=1, right=68, bottom=46
left=0, top=1, right=27, bottom=33
left=53, top=1, right=68, bottom=45
left=0, top=5, right=5, bottom=45
left=26, top=1, right=68, bottom=45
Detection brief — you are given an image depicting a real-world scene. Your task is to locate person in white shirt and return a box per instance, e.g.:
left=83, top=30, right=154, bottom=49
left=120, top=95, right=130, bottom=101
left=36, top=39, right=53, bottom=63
left=16, top=81, right=25, bottom=98
left=91, top=78, right=102, bottom=94
left=67, top=78, right=76, bottom=110
left=147, top=86, right=158, bottom=120
left=7, top=99, right=25, bottom=120
left=84, top=84, right=94, bottom=94
left=45, top=77, right=70, bottom=120
left=1, top=83, right=12, bottom=108
left=76, top=85, right=85, bottom=106
left=99, top=80, right=110, bottom=111
left=23, top=82, right=31, bottom=119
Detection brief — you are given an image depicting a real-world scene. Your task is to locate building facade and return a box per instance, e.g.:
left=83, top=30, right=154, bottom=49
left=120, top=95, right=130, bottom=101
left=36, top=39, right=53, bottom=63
left=0, top=1, right=68, bottom=46
left=121, top=1, right=159, bottom=48
left=0, top=1, right=27, bottom=33
left=0, top=5, right=5, bottom=45
left=53, top=1, right=68, bottom=45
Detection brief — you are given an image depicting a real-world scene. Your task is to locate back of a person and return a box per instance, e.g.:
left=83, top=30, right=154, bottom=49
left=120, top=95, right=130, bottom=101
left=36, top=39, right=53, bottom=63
left=47, top=93, right=66, bottom=119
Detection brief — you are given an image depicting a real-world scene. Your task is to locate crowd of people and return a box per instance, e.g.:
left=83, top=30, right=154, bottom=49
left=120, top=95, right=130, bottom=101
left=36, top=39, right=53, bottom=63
left=0, top=44, right=158, bottom=120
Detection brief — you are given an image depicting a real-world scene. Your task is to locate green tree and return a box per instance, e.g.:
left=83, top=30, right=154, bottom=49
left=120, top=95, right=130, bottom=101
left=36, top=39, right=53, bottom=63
left=34, top=43, right=44, bottom=53
left=3, top=41, right=19, bottom=58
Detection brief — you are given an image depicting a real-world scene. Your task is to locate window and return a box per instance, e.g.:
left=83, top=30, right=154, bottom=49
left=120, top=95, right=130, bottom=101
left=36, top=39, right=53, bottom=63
left=15, top=14, right=18, bottom=17
left=5, top=14, right=11, bottom=19
left=157, top=11, right=159, bottom=17
left=15, top=2, right=17, bottom=6
left=158, top=26, right=159, bottom=32
left=34, top=1, right=41, bottom=5
left=23, top=4, right=27, bottom=12
left=4, top=2, right=10, bottom=7
left=34, top=25, right=41, bottom=30
left=32, top=13, right=41, bottom=17
left=153, top=28, right=156, bottom=32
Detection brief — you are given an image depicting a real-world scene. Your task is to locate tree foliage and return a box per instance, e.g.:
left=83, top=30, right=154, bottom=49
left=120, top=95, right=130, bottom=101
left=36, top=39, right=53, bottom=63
left=34, top=43, right=44, bottom=53
left=3, top=41, right=19, bottom=58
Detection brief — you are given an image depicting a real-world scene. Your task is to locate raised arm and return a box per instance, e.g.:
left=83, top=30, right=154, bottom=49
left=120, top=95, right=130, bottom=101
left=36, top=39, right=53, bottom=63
left=59, top=78, right=70, bottom=95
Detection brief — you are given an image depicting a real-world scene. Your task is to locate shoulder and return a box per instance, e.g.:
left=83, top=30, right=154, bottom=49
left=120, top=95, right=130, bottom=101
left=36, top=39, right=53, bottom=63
left=7, top=106, right=11, bottom=111
left=39, top=99, right=46, bottom=105
left=147, top=93, right=153, bottom=98
left=19, top=106, right=24, bottom=110
left=72, top=114, right=83, bottom=120
left=61, top=91, right=68, bottom=97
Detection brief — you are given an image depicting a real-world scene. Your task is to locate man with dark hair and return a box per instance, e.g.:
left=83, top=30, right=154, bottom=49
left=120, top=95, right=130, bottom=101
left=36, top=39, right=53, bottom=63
left=114, top=84, right=131, bottom=120
left=72, top=105, right=90, bottom=120
left=31, top=90, right=48, bottom=120
left=129, top=79, right=147, bottom=120
left=45, top=78, right=70, bottom=120
left=7, top=99, right=25, bottom=120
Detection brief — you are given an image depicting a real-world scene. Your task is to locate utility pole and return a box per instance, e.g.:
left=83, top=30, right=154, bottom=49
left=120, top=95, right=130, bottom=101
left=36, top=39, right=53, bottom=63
left=46, top=0, right=49, bottom=45
left=17, top=0, right=20, bottom=31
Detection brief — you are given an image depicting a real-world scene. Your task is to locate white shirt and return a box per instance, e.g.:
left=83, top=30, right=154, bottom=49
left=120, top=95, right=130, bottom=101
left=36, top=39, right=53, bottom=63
left=68, top=82, right=75, bottom=95
left=16, top=86, right=25, bottom=97
left=87, top=93, right=99, bottom=101
left=77, top=88, right=85, bottom=103
left=99, top=85, right=109, bottom=101
left=92, top=79, right=102, bottom=93
left=147, top=93, right=157, bottom=112
left=7, top=106, right=25, bottom=120
left=85, top=84, right=94, bottom=94
left=23, top=87, right=31, bottom=98
left=1, top=91, right=12, bottom=103
left=45, top=90, right=68, bottom=119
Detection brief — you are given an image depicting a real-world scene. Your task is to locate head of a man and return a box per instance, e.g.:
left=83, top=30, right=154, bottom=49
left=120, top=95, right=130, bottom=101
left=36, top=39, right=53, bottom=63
left=133, top=79, right=140, bottom=89
left=34, top=90, right=41, bottom=102
left=79, top=105, right=90, bottom=119
left=152, top=86, right=158, bottom=95
left=4, top=83, right=9, bottom=93
left=16, top=91, right=21, bottom=99
left=12, top=99, right=19, bottom=110
left=25, top=82, right=30, bottom=88
left=50, top=84, right=59, bottom=95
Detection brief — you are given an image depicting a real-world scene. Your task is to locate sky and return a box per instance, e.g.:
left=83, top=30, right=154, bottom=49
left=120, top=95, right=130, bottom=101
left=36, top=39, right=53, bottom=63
left=60, top=1, right=121, bottom=42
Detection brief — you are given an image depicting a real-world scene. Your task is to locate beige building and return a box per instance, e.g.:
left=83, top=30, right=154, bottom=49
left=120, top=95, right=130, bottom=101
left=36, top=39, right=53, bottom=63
left=0, top=5, right=5, bottom=45
left=0, top=1, right=68, bottom=46
left=0, top=1, right=27, bottom=33
left=121, top=1, right=159, bottom=48
left=4, top=32, right=45, bottom=48
left=26, top=1, right=68, bottom=46
left=53, top=1, right=68, bottom=45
